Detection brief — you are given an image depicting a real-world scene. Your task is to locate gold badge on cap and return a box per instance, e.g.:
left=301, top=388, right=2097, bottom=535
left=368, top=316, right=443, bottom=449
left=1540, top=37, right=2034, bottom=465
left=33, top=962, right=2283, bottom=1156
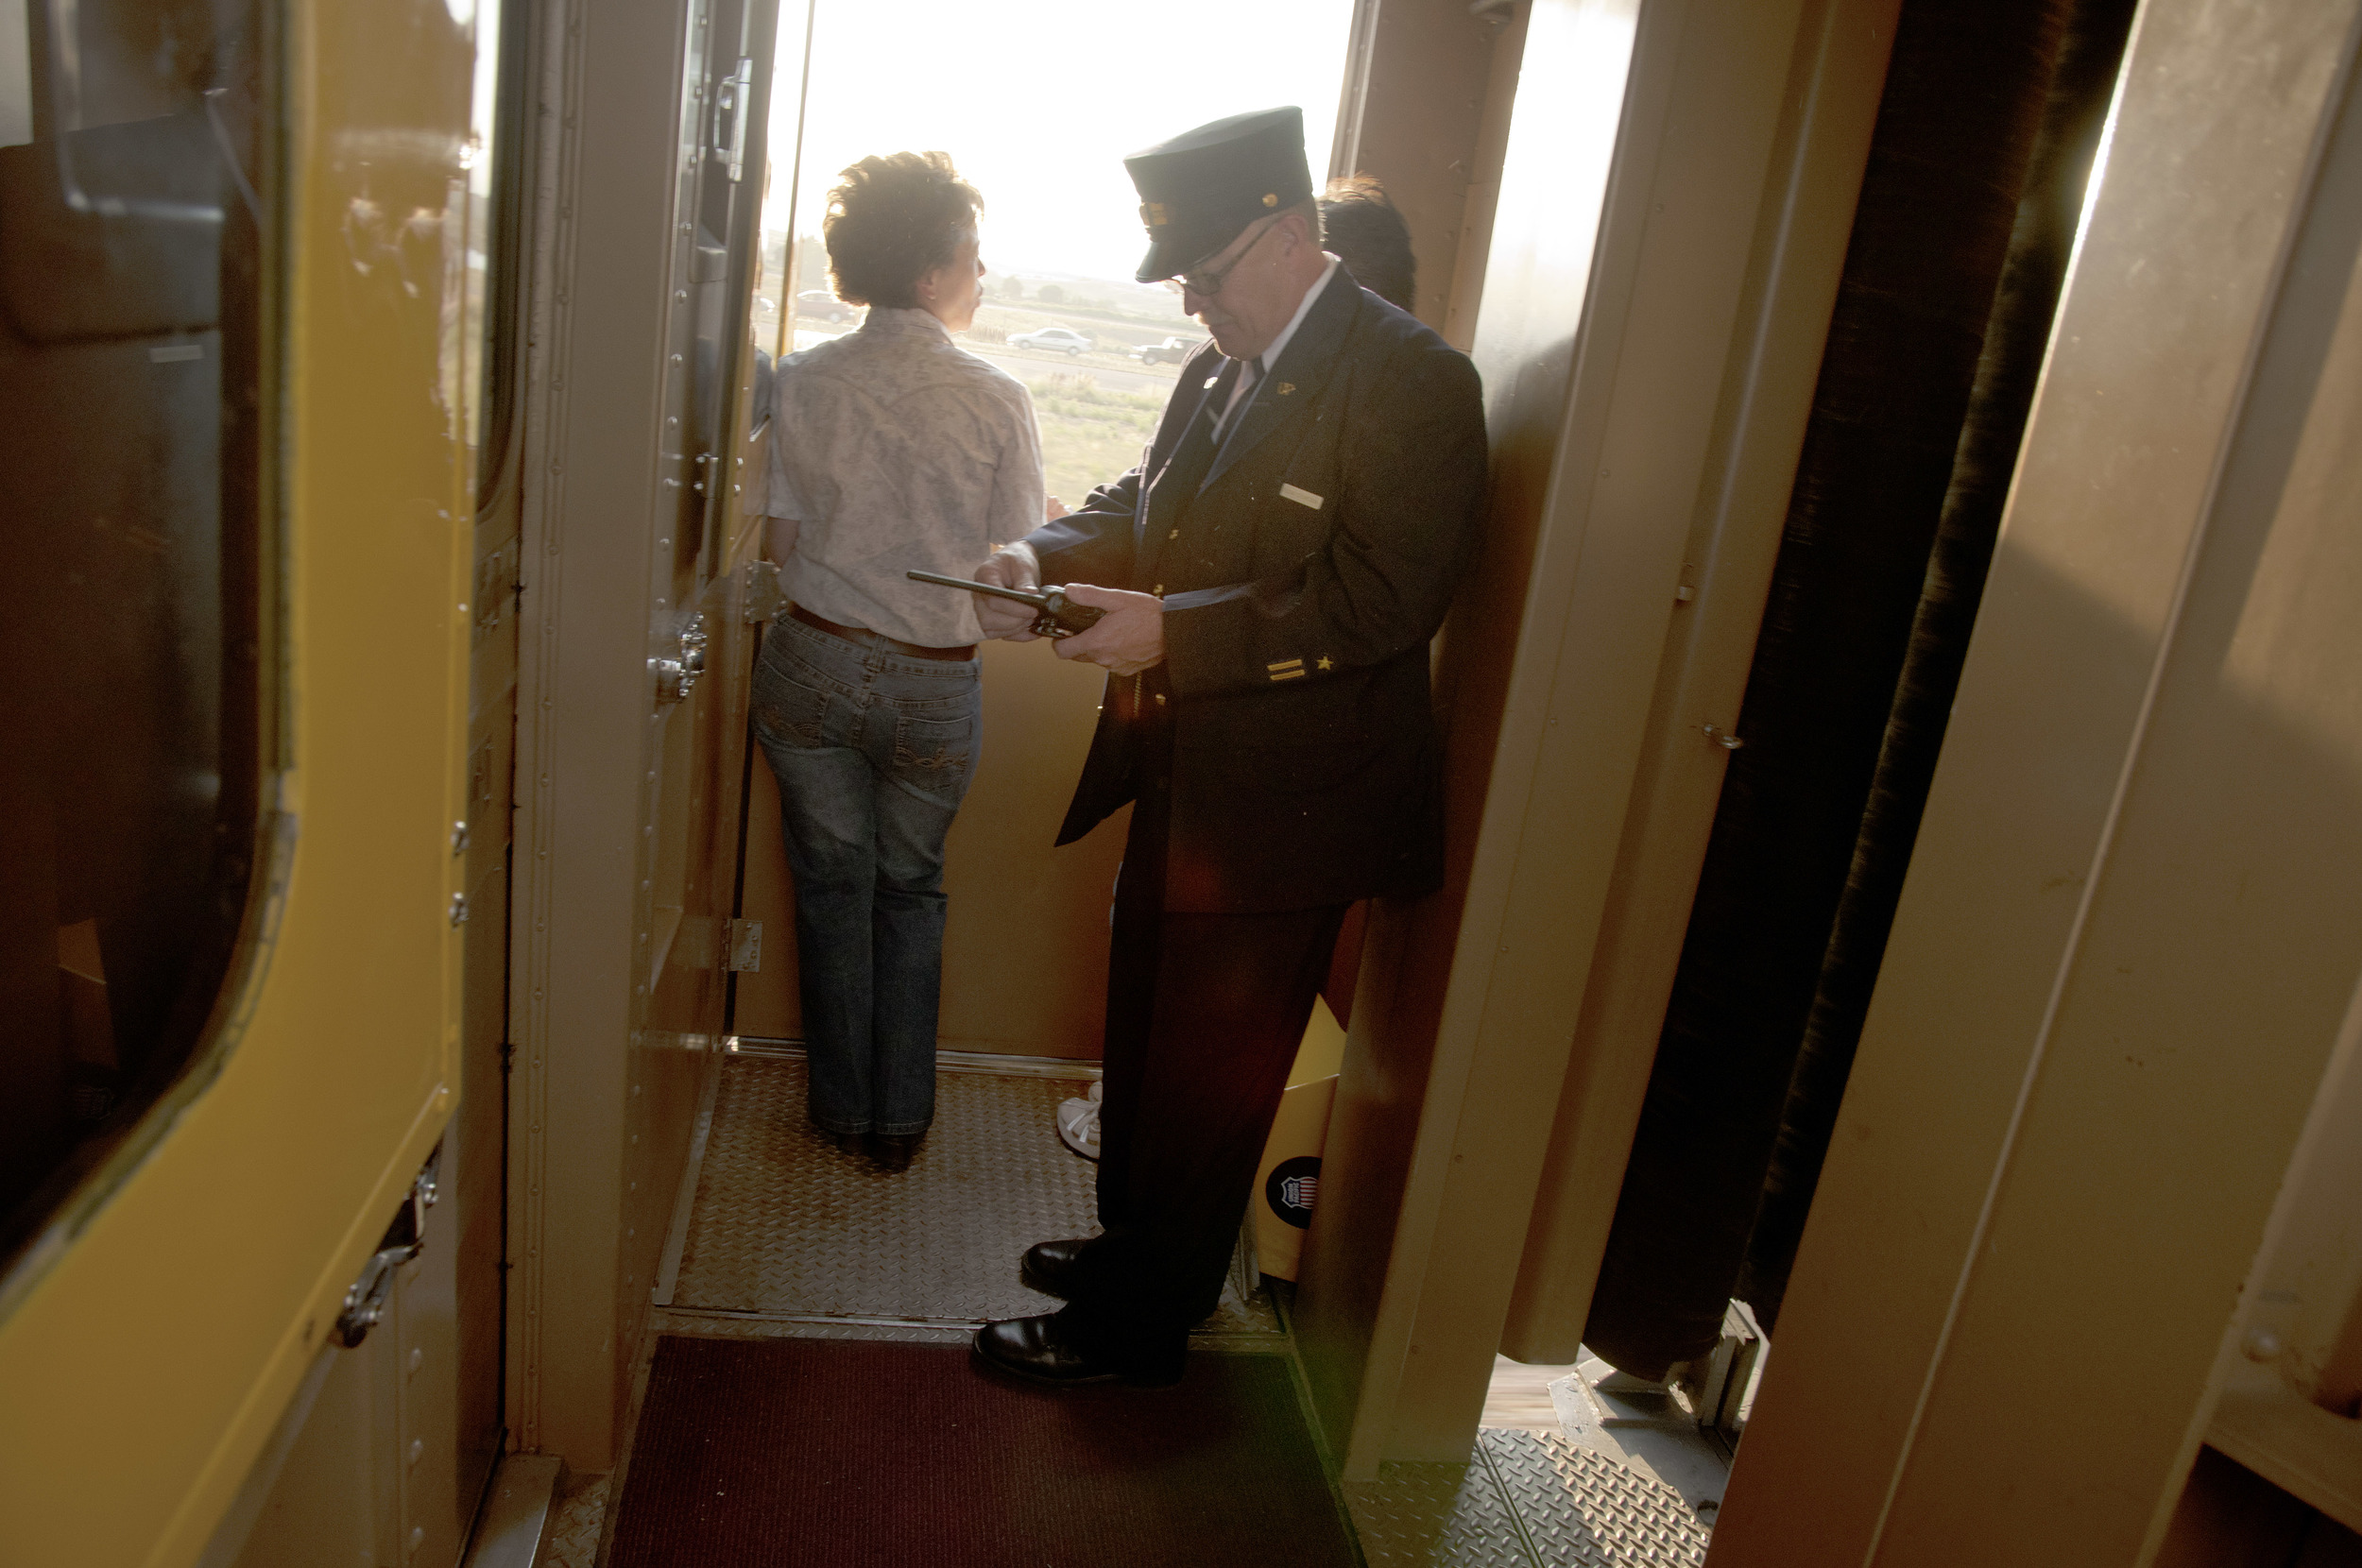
left=1141, top=201, right=1172, bottom=229
left=1262, top=193, right=1279, bottom=207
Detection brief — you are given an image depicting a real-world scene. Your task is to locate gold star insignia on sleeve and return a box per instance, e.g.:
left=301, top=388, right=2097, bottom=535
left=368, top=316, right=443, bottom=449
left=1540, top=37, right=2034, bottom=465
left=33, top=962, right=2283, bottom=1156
left=1316, top=656, right=1333, bottom=671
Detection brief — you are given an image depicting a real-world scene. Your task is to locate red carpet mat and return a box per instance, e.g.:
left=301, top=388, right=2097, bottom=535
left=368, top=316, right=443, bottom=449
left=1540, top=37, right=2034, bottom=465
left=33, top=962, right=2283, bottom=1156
left=607, top=1334, right=1359, bottom=1568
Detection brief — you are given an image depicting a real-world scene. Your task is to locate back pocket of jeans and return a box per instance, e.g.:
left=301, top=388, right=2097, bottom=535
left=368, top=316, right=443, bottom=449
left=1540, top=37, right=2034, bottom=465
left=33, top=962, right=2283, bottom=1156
left=752, top=662, right=832, bottom=749
left=891, top=702, right=978, bottom=794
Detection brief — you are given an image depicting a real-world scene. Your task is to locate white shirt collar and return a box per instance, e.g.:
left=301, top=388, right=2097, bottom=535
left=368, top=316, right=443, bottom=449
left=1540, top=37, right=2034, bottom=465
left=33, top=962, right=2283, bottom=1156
left=1258, top=253, right=1340, bottom=375
left=1221, top=254, right=1340, bottom=424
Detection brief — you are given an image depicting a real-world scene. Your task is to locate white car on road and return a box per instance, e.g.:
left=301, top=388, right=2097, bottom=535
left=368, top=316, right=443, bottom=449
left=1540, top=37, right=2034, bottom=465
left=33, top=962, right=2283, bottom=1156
left=796, top=290, right=855, bottom=324
left=1009, top=326, right=1093, bottom=357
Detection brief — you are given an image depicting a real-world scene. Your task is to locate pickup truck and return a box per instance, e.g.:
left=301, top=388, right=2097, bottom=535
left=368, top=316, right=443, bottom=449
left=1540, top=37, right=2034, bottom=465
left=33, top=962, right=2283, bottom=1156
left=1133, top=335, right=1206, bottom=366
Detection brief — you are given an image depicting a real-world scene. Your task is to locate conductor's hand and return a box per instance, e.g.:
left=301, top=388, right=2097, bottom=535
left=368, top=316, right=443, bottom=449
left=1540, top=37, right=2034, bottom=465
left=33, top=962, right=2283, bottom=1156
left=1053, top=584, right=1164, bottom=676
left=973, top=547, right=1041, bottom=642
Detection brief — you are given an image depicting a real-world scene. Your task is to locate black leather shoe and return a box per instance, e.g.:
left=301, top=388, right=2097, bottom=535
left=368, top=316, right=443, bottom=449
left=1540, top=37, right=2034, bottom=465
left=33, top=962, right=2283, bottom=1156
left=1018, top=1237, right=1094, bottom=1299
left=870, top=1133, right=922, bottom=1172
left=970, top=1314, right=1185, bottom=1389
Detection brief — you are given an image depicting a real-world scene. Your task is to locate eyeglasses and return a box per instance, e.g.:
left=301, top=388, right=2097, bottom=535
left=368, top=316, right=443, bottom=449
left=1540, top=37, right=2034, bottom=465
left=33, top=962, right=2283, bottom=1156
left=1177, top=215, right=1280, bottom=298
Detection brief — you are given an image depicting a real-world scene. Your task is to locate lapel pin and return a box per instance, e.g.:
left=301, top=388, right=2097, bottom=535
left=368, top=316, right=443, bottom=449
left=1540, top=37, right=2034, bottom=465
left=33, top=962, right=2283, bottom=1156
left=1276, top=382, right=1295, bottom=395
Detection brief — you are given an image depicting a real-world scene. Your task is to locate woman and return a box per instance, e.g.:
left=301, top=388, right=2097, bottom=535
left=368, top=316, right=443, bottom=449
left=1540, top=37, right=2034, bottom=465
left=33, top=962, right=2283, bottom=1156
left=756, top=151, right=1043, bottom=1170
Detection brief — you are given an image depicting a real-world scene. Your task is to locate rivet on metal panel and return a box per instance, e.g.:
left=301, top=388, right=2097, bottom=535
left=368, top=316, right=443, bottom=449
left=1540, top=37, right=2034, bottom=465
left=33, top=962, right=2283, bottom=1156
left=449, top=895, right=469, bottom=927
left=451, top=821, right=469, bottom=854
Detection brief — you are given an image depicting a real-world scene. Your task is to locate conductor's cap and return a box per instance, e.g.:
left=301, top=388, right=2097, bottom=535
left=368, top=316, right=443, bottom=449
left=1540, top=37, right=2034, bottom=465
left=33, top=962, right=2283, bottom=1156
left=1122, top=107, right=1313, bottom=284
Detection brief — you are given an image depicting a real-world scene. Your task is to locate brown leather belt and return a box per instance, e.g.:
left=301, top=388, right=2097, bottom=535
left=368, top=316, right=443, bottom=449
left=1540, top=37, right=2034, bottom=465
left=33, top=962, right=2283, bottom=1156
left=788, top=602, right=976, bottom=661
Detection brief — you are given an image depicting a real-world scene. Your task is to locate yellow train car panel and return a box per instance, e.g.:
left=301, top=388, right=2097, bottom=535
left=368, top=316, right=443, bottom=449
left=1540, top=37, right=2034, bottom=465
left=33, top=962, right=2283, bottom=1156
left=0, top=0, right=485, bottom=1562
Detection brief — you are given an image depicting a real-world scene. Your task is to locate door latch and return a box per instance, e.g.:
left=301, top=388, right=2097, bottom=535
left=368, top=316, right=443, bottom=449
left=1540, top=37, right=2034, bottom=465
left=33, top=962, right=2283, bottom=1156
left=711, top=58, right=753, bottom=183
left=653, top=612, right=710, bottom=704
left=334, top=1147, right=441, bottom=1349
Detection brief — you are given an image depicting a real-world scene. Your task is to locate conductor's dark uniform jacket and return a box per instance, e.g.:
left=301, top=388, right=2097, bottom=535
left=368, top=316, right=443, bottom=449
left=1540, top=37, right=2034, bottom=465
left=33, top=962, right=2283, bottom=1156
left=1020, top=262, right=1488, bottom=912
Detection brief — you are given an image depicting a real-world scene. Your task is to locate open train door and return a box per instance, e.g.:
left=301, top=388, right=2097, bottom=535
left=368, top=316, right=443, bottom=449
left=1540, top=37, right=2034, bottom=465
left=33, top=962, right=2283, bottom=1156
left=637, top=0, right=788, bottom=1061
left=501, top=0, right=802, bottom=1476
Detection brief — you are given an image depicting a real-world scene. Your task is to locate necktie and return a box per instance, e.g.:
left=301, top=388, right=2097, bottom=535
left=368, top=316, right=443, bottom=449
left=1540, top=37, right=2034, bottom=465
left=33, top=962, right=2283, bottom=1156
left=1216, top=354, right=1265, bottom=437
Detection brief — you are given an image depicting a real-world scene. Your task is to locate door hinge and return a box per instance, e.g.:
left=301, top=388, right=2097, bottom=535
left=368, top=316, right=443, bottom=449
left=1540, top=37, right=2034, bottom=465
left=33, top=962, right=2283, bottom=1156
left=712, top=58, right=753, bottom=182
left=727, top=918, right=762, bottom=972
left=742, top=558, right=784, bottom=623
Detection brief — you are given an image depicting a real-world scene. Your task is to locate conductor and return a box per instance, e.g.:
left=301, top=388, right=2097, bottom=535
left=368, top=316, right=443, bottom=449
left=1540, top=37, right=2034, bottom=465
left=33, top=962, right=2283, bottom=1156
left=967, top=108, right=1489, bottom=1386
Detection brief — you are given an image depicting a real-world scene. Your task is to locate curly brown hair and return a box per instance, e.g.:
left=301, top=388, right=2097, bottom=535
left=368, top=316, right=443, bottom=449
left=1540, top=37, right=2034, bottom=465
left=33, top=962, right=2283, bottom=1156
left=823, top=151, right=983, bottom=310
left=1321, top=176, right=1416, bottom=314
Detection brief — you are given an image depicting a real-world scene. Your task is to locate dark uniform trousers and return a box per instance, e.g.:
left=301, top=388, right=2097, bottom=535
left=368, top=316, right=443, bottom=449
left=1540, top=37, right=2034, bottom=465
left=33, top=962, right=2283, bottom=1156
left=1053, top=663, right=1345, bottom=1356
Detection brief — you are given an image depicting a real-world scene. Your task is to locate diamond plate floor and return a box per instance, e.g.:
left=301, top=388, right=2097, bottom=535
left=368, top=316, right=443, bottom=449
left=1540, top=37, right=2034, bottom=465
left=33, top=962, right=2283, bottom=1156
left=666, top=1054, right=1278, bottom=1336
left=539, top=1472, right=608, bottom=1568
left=1347, top=1458, right=1535, bottom=1568
left=1344, top=1429, right=1713, bottom=1568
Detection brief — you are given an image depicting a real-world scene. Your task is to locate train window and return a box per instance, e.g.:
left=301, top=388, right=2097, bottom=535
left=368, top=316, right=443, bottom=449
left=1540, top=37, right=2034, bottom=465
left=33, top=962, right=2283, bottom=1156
left=760, top=0, right=1356, bottom=508
left=0, top=0, right=272, bottom=1285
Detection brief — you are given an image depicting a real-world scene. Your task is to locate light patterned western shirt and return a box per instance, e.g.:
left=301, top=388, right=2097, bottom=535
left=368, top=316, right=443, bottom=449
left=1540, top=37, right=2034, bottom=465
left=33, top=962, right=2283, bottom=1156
left=764, top=306, right=1045, bottom=647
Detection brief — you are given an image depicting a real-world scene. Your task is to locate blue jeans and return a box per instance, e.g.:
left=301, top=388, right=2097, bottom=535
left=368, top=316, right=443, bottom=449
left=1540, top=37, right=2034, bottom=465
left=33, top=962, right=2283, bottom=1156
left=751, top=614, right=981, bottom=1136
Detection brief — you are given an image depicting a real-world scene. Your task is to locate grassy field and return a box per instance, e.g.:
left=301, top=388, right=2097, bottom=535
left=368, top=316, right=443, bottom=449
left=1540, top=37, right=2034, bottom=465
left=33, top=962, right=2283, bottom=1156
left=1027, top=374, right=1168, bottom=505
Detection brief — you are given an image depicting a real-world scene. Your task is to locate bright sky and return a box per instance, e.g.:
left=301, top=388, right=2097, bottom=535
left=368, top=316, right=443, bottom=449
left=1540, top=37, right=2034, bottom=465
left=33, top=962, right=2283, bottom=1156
left=765, top=0, right=1358, bottom=284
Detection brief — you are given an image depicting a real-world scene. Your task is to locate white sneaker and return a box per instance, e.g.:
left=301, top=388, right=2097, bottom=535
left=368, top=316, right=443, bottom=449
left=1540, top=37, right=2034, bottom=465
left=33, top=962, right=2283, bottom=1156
left=1057, top=1081, right=1102, bottom=1160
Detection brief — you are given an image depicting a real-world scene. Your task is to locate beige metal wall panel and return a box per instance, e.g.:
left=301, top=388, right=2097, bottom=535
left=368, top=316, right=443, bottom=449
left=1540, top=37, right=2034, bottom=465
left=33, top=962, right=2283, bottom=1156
left=1327, top=0, right=1504, bottom=332
left=732, top=641, right=1126, bottom=1058
left=1501, top=0, right=1898, bottom=1364
left=509, top=0, right=694, bottom=1468
left=1293, top=0, right=1893, bottom=1476
left=1444, top=2, right=1532, bottom=352
left=1710, top=2, right=2362, bottom=1562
